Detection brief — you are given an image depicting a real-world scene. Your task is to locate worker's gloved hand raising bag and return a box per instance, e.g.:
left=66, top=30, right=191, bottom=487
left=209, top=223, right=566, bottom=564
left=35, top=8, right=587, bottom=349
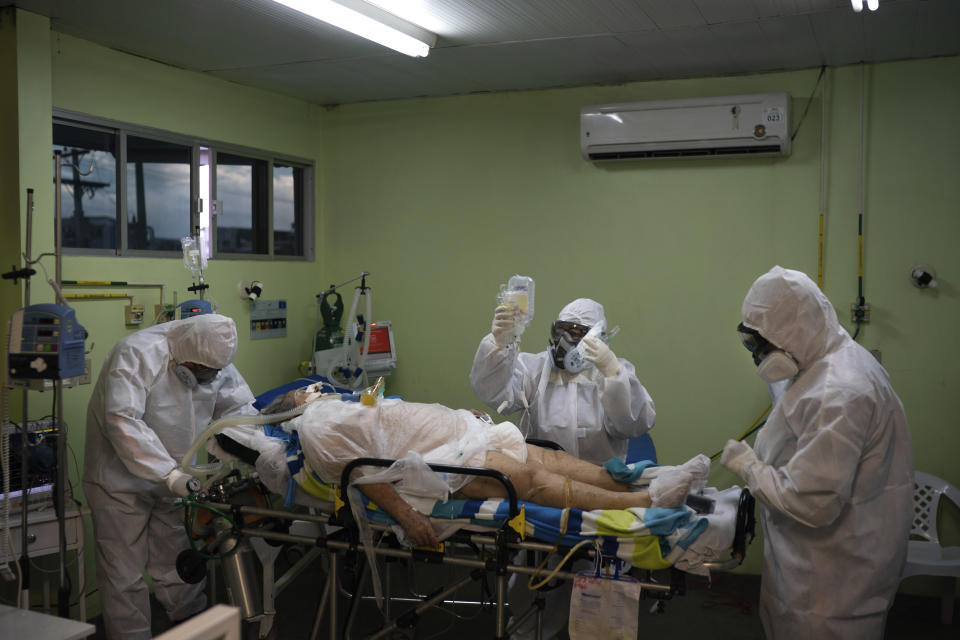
left=491, top=304, right=519, bottom=348
left=580, top=335, right=620, bottom=377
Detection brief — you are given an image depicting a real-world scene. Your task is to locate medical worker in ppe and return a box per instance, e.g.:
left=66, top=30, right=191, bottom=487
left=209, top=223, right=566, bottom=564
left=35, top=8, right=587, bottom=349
left=84, top=314, right=270, bottom=640
left=721, top=266, right=913, bottom=640
left=470, top=297, right=656, bottom=640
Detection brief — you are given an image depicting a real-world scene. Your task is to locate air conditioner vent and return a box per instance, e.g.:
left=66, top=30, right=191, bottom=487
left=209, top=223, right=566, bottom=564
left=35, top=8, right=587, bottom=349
left=581, top=93, right=791, bottom=162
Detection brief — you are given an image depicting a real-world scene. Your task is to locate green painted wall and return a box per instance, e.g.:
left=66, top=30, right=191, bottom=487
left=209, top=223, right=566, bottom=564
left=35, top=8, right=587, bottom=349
left=0, top=8, right=24, bottom=420
left=4, top=7, right=959, bottom=615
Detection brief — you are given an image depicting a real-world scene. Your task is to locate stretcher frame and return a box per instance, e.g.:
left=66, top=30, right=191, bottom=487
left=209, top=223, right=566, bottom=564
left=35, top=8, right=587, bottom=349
left=189, top=457, right=755, bottom=640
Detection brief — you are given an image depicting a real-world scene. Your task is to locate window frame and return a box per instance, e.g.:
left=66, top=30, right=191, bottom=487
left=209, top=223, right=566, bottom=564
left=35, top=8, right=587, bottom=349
left=53, top=109, right=315, bottom=261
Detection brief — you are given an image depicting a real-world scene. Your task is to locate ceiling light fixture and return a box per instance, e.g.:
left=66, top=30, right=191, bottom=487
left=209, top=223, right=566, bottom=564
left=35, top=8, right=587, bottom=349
left=271, top=0, right=436, bottom=57
left=850, top=0, right=879, bottom=12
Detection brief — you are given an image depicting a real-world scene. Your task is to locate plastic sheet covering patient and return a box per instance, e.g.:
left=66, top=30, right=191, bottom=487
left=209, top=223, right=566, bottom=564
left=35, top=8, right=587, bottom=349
left=212, top=384, right=701, bottom=547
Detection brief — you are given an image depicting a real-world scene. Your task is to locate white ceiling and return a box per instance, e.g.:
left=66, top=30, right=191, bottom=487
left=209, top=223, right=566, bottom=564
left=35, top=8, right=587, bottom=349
left=5, top=0, right=959, bottom=105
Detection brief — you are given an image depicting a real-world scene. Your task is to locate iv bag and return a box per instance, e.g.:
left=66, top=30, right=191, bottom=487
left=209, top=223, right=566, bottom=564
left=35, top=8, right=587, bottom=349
left=497, top=275, right=535, bottom=345
left=181, top=236, right=206, bottom=276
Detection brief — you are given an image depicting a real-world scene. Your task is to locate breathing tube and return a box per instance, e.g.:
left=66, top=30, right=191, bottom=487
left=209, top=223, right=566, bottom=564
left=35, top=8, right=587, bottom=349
left=181, top=403, right=310, bottom=478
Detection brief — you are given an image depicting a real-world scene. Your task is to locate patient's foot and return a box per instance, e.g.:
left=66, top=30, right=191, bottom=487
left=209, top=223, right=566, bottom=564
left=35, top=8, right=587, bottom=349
left=648, top=469, right=694, bottom=509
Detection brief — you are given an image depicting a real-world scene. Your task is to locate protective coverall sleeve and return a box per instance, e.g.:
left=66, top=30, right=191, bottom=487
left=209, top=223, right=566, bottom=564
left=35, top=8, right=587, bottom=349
left=469, top=334, right=538, bottom=424
left=596, top=359, right=656, bottom=439
left=744, top=390, right=865, bottom=529
left=210, top=366, right=282, bottom=454
left=100, top=347, right=179, bottom=483
left=211, top=365, right=258, bottom=420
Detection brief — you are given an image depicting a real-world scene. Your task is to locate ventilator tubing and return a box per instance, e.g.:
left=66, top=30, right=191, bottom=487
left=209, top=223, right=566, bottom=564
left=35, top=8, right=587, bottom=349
left=182, top=404, right=310, bottom=478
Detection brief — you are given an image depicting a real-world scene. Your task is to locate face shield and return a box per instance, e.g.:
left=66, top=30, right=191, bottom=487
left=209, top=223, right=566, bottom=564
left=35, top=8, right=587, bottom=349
left=549, top=320, right=591, bottom=369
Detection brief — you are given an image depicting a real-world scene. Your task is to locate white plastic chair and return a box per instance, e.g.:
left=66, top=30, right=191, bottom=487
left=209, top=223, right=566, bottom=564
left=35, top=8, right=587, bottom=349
left=900, top=471, right=960, bottom=624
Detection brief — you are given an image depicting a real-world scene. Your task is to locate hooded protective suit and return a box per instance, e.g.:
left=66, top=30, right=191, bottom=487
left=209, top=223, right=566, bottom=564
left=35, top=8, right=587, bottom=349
left=83, top=314, right=268, bottom=640
left=736, top=267, right=913, bottom=640
left=470, top=298, right=655, bottom=640
left=470, top=298, right=655, bottom=465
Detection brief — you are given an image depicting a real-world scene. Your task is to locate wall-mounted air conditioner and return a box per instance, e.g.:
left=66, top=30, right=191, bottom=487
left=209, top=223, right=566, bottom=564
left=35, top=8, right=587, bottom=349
left=580, top=92, right=791, bottom=162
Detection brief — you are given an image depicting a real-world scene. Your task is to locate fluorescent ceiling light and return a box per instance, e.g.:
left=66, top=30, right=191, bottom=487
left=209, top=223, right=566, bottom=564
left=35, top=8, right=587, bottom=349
left=271, top=0, right=436, bottom=57
left=851, top=0, right=879, bottom=11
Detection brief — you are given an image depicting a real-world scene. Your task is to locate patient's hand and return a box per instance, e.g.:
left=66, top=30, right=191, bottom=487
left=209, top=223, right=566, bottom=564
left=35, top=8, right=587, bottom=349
left=358, top=482, right=439, bottom=547
left=395, top=507, right=439, bottom=547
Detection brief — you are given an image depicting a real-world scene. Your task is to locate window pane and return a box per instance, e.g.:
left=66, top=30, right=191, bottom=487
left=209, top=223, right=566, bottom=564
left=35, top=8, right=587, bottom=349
left=216, top=152, right=268, bottom=254
left=126, top=136, right=191, bottom=251
left=53, top=123, right=118, bottom=250
left=273, top=164, right=303, bottom=256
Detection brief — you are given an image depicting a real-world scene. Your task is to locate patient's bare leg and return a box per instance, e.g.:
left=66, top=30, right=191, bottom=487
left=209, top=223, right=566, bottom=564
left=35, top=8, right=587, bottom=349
left=455, top=452, right=660, bottom=510
left=525, top=445, right=629, bottom=492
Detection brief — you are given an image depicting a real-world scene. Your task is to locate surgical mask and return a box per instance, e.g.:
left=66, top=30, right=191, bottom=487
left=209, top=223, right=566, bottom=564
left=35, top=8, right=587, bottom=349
left=756, top=350, right=799, bottom=383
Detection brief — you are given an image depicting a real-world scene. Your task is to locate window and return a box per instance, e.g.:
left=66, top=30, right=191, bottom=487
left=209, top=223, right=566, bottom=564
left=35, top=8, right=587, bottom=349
left=215, top=152, right=269, bottom=255
left=127, top=136, right=191, bottom=251
left=53, top=122, right=119, bottom=250
left=52, top=113, right=313, bottom=260
left=273, top=163, right=305, bottom=256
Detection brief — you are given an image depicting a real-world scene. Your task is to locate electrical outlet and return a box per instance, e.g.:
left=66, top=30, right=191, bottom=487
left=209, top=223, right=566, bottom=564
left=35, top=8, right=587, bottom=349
left=80, top=358, right=92, bottom=385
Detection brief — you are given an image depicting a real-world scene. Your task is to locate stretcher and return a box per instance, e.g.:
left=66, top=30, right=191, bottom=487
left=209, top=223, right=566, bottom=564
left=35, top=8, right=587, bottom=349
left=181, top=462, right=754, bottom=639
left=177, top=378, right=756, bottom=639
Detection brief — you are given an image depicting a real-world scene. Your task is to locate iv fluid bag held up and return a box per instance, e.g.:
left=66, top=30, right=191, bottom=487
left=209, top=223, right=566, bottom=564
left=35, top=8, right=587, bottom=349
left=497, top=275, right=535, bottom=346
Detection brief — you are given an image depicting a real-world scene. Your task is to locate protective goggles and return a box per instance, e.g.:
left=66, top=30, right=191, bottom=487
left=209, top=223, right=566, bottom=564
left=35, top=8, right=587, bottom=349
left=737, top=323, right=776, bottom=365
left=550, top=320, right=591, bottom=345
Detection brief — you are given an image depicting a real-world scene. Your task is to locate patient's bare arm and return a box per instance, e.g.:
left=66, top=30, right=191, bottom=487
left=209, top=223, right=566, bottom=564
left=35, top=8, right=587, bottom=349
left=358, top=482, right=439, bottom=547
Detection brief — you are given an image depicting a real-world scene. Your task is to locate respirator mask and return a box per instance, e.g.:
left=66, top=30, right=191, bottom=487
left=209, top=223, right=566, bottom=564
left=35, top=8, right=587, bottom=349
left=549, top=320, right=594, bottom=372
left=175, top=362, right=221, bottom=389
left=737, top=323, right=798, bottom=384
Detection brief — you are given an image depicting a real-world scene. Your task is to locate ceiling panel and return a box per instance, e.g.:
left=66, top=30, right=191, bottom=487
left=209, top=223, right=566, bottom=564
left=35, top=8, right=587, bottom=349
left=1, top=0, right=956, bottom=105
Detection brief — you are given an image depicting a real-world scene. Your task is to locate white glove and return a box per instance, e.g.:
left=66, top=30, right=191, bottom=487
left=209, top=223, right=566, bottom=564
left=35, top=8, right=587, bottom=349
left=491, top=304, right=518, bottom=348
left=648, top=468, right=693, bottom=509
left=680, top=454, right=711, bottom=494
left=720, top=439, right=759, bottom=480
left=165, top=468, right=200, bottom=497
left=580, top=336, right=620, bottom=377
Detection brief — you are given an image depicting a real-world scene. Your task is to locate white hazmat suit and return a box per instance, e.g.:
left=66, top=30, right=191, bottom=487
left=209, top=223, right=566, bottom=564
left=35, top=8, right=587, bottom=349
left=83, top=314, right=264, bottom=640
left=722, top=266, right=913, bottom=640
left=470, top=298, right=655, bottom=464
left=470, top=297, right=656, bottom=640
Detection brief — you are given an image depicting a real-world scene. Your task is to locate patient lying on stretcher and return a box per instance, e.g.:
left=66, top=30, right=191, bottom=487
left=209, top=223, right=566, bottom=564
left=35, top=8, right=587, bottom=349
left=215, top=384, right=701, bottom=547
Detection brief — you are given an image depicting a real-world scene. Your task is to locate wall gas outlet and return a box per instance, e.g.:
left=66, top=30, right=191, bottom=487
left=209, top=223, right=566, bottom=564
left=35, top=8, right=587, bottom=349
left=80, top=358, right=92, bottom=385
left=125, top=304, right=145, bottom=325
